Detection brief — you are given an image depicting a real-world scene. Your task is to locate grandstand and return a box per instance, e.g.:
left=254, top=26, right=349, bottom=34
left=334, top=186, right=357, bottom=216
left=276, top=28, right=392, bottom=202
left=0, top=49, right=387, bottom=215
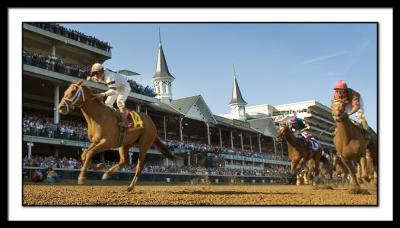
left=23, top=23, right=291, bottom=183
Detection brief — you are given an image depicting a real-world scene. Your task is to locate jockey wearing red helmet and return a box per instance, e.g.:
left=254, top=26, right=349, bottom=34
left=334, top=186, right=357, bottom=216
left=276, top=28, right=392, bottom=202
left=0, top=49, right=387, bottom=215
left=333, top=80, right=368, bottom=130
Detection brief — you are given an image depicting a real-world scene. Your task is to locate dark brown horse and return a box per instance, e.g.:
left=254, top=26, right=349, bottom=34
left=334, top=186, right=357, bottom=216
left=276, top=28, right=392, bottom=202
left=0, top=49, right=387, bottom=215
left=57, top=80, right=177, bottom=191
left=276, top=124, right=322, bottom=186
left=331, top=100, right=377, bottom=193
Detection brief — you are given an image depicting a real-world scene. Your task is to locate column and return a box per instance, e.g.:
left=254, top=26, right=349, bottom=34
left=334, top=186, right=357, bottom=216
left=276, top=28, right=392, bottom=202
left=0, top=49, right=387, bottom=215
left=258, top=134, right=262, bottom=153
left=163, top=114, right=167, bottom=140
left=249, top=135, right=253, bottom=152
left=187, top=151, right=191, bottom=166
left=53, top=85, right=60, bottom=124
left=52, top=44, right=56, bottom=57
left=240, top=134, right=244, bottom=151
left=129, top=152, right=133, bottom=165
left=166, top=82, right=170, bottom=94
left=281, top=142, right=284, bottom=158
left=145, top=107, right=148, bottom=115
left=27, top=142, right=34, bottom=159
left=219, top=128, right=223, bottom=148
left=179, top=117, right=184, bottom=141
left=54, top=148, right=59, bottom=158
left=136, top=104, right=140, bottom=112
left=273, top=139, right=277, bottom=155
left=230, top=130, right=234, bottom=149
left=206, top=123, right=210, bottom=145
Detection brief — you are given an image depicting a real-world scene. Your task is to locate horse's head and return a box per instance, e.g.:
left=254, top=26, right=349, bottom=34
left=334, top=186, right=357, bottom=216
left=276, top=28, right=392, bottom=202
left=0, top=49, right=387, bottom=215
left=275, top=123, right=290, bottom=143
left=57, top=80, right=87, bottom=115
left=331, top=100, right=346, bottom=122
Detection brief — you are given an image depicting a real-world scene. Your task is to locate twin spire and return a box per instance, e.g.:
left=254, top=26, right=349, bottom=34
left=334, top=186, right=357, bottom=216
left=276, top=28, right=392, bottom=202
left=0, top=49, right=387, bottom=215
left=229, top=64, right=247, bottom=106
left=152, top=27, right=175, bottom=81
left=152, top=27, right=247, bottom=118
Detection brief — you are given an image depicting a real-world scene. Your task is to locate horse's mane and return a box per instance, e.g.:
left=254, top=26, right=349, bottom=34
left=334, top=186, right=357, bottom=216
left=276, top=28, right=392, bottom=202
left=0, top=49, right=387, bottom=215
left=73, top=80, right=118, bottom=113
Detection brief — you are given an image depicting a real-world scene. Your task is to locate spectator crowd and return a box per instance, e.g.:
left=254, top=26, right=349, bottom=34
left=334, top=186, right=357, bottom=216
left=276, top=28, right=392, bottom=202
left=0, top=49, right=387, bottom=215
left=26, top=22, right=112, bottom=52
left=23, top=50, right=156, bottom=97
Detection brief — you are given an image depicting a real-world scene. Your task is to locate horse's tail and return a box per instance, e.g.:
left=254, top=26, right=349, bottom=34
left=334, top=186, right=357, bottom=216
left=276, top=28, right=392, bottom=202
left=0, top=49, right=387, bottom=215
left=153, top=137, right=177, bottom=161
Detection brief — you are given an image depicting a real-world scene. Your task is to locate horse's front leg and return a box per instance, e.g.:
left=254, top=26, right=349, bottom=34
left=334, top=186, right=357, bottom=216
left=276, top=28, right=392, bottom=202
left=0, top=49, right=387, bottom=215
left=359, top=156, right=369, bottom=183
left=81, top=142, right=97, bottom=162
left=291, top=159, right=302, bottom=186
left=341, top=156, right=361, bottom=193
left=78, top=139, right=110, bottom=184
left=102, top=144, right=130, bottom=180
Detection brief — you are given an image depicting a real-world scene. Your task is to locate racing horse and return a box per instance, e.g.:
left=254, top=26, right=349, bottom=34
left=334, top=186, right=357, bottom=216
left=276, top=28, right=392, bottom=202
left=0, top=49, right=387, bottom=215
left=331, top=100, right=377, bottom=193
left=57, top=80, right=177, bottom=192
left=275, top=123, right=323, bottom=186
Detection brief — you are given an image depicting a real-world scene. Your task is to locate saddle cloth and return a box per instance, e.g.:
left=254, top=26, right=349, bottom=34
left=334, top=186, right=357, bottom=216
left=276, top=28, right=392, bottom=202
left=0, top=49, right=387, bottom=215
left=126, top=110, right=144, bottom=128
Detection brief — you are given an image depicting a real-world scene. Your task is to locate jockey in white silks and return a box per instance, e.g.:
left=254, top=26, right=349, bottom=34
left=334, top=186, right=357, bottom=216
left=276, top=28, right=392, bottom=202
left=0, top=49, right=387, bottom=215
left=87, top=63, right=131, bottom=127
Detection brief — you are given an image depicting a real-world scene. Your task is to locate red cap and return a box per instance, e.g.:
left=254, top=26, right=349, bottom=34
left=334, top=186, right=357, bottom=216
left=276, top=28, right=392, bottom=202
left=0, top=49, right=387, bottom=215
left=334, top=80, right=347, bottom=90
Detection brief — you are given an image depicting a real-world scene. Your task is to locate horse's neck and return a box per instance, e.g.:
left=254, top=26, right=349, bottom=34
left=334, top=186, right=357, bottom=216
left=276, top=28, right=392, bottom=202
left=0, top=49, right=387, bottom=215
left=284, top=130, right=298, bottom=150
left=80, top=99, right=111, bottom=130
left=335, top=117, right=351, bottom=143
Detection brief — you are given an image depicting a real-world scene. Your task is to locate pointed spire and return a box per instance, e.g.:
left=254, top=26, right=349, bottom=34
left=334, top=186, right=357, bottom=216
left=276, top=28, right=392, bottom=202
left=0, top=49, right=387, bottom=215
left=152, top=28, right=174, bottom=81
left=229, top=67, right=247, bottom=105
left=158, top=26, right=162, bottom=46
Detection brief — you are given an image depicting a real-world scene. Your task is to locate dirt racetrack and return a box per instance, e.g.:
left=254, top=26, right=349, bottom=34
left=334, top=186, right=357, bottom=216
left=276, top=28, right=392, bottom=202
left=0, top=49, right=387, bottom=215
left=23, top=182, right=377, bottom=206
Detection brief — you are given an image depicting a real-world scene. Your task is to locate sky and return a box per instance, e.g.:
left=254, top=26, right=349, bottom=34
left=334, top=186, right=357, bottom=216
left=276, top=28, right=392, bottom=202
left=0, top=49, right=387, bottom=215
left=60, top=23, right=377, bottom=131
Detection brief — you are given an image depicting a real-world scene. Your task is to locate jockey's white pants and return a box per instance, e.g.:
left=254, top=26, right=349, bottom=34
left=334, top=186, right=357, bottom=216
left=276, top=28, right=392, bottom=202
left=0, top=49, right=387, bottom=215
left=344, top=97, right=367, bottom=128
left=105, top=85, right=131, bottom=109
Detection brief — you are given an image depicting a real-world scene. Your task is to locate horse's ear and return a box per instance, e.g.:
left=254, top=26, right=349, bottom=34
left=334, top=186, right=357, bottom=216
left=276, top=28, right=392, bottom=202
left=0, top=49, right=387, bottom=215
left=77, top=80, right=84, bottom=85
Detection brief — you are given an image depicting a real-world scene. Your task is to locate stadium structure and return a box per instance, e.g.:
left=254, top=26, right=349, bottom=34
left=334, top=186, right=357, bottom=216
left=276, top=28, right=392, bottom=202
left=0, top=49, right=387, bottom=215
left=24, top=23, right=349, bottom=183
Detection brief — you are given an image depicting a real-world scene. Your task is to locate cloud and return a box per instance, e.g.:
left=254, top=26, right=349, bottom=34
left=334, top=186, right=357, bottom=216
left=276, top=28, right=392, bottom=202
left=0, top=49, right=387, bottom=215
left=327, top=72, right=344, bottom=76
left=296, top=51, right=349, bottom=66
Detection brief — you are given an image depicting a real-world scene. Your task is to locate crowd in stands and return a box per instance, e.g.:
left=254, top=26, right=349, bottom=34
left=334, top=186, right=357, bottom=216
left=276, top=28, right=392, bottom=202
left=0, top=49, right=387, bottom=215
left=23, top=155, right=292, bottom=179
left=127, top=80, right=156, bottom=97
left=23, top=50, right=90, bottom=79
left=23, top=111, right=89, bottom=142
left=26, top=22, right=112, bottom=52
left=23, top=50, right=156, bottom=97
left=163, top=139, right=289, bottom=161
left=23, top=111, right=289, bottom=170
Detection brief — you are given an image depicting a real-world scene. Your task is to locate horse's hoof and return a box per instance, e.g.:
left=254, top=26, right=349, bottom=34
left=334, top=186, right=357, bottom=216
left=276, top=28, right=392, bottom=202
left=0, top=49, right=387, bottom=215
left=126, top=187, right=133, bottom=192
left=349, top=188, right=362, bottom=194
left=78, top=177, right=86, bottom=185
left=102, top=173, right=110, bottom=180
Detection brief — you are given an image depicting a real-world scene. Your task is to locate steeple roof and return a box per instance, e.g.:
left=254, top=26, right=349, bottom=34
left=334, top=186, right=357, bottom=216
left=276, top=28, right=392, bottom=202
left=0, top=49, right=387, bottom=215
left=152, top=28, right=174, bottom=81
left=229, top=76, right=247, bottom=105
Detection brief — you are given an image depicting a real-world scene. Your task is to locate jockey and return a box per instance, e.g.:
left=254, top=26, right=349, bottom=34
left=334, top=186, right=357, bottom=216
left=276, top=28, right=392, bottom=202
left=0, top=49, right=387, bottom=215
left=289, top=115, right=320, bottom=152
left=87, top=63, right=131, bottom=127
left=333, top=80, right=368, bottom=130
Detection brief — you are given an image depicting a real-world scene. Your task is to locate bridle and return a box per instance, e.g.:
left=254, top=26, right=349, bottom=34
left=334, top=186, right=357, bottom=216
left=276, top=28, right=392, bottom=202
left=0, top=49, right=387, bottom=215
left=61, top=84, right=85, bottom=113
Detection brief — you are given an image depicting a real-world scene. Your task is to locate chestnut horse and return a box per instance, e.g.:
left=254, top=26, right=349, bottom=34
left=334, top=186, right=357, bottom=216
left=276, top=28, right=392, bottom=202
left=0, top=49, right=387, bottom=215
left=57, top=80, right=177, bottom=192
left=332, top=153, right=350, bottom=185
left=276, top=124, right=322, bottom=186
left=331, top=100, right=377, bottom=193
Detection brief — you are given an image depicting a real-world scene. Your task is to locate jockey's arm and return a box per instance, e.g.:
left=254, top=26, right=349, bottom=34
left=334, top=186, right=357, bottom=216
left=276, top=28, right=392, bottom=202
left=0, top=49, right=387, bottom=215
left=102, top=88, right=117, bottom=97
left=349, top=91, right=361, bottom=115
left=87, top=76, right=100, bottom=83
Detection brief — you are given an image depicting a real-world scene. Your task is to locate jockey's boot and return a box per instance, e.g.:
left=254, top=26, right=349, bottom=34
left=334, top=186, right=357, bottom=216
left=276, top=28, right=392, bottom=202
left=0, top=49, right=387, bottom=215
left=361, top=119, right=369, bottom=130
left=360, top=119, right=371, bottom=140
left=118, top=107, right=129, bottom=128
